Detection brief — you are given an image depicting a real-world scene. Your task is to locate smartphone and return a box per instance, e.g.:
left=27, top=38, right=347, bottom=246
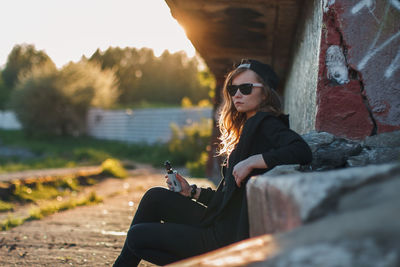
left=164, top=160, right=182, bottom=192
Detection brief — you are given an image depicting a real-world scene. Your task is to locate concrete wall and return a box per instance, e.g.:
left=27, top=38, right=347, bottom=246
left=316, top=0, right=400, bottom=139
left=285, top=0, right=400, bottom=139
left=283, top=0, right=322, bottom=134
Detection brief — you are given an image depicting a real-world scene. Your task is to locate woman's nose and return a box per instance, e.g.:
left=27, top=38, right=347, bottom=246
left=233, top=89, right=242, bottom=97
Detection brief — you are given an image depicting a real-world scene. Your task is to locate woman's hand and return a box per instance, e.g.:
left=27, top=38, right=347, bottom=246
left=165, top=172, right=191, bottom=197
left=232, top=154, right=267, bottom=187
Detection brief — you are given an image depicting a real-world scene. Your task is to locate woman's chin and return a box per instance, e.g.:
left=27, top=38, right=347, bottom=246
left=234, top=105, right=245, bottom=112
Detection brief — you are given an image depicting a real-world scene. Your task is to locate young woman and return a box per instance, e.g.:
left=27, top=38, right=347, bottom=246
left=113, top=59, right=312, bottom=266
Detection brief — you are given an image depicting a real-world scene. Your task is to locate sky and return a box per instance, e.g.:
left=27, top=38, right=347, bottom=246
left=0, top=0, right=196, bottom=69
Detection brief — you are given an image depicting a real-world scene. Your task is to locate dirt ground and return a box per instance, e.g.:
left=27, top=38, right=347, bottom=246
left=0, top=166, right=214, bottom=266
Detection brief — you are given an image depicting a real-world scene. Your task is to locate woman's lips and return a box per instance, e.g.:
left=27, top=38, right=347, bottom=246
left=235, top=101, right=244, bottom=106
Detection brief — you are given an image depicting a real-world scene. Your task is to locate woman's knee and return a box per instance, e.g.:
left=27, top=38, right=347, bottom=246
left=142, top=187, right=171, bottom=203
left=126, top=224, right=146, bottom=251
left=132, top=187, right=174, bottom=224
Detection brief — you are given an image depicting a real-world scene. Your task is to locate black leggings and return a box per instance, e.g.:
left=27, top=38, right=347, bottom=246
left=113, top=187, right=219, bottom=266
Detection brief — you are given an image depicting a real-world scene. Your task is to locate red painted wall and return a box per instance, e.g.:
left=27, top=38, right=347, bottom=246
left=316, top=0, right=400, bottom=139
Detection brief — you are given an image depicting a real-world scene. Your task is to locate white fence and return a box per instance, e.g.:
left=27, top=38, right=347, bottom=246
left=0, top=108, right=213, bottom=144
left=87, top=107, right=212, bottom=144
left=0, top=111, right=21, bottom=130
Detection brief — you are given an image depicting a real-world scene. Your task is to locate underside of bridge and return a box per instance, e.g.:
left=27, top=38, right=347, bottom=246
left=165, top=0, right=306, bottom=180
left=165, top=0, right=304, bottom=90
left=166, top=0, right=400, bottom=181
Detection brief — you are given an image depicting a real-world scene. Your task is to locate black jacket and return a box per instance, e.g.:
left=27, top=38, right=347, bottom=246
left=197, top=111, right=312, bottom=246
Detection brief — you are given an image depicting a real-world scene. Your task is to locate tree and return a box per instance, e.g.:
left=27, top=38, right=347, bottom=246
left=0, top=44, right=55, bottom=109
left=0, top=75, right=9, bottom=110
left=60, top=60, right=119, bottom=109
left=2, top=44, right=55, bottom=88
left=89, top=47, right=213, bottom=106
left=10, top=60, right=118, bottom=136
left=90, top=47, right=156, bottom=104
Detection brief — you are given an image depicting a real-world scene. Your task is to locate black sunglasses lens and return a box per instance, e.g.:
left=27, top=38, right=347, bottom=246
left=227, top=83, right=254, bottom=96
left=238, top=84, right=252, bottom=95
left=227, top=85, right=238, bottom=96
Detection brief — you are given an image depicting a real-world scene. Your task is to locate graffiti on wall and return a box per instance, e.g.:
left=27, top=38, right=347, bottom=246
left=326, top=45, right=350, bottom=84
left=351, top=0, right=400, bottom=79
left=318, top=0, right=400, bottom=138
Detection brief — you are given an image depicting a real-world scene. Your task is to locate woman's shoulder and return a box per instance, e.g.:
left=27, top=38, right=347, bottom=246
left=256, top=111, right=290, bottom=128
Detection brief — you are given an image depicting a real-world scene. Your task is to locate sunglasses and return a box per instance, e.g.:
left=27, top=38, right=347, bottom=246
left=226, top=83, right=263, bottom=96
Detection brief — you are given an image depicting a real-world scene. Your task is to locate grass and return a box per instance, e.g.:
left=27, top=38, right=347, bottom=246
left=101, top=158, right=128, bottom=178
left=0, top=129, right=171, bottom=174
left=0, top=118, right=211, bottom=176
left=0, top=156, right=126, bottom=231
left=27, top=191, right=102, bottom=220
left=0, top=128, right=175, bottom=231
left=0, top=157, right=77, bottom=173
left=0, top=191, right=102, bottom=231
left=0, top=200, right=14, bottom=212
left=0, top=125, right=210, bottom=230
left=0, top=214, right=24, bottom=231
left=13, top=182, right=66, bottom=202
left=0, top=157, right=115, bottom=231
left=7, top=174, right=83, bottom=204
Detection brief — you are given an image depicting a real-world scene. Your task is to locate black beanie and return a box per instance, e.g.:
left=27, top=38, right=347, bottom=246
left=236, top=59, right=279, bottom=90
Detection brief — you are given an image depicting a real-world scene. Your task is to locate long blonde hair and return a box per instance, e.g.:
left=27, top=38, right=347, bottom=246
left=217, top=68, right=282, bottom=157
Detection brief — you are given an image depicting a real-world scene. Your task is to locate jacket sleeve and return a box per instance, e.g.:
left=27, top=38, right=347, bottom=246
left=197, top=161, right=227, bottom=205
left=197, top=187, right=216, bottom=206
left=260, top=116, right=312, bottom=169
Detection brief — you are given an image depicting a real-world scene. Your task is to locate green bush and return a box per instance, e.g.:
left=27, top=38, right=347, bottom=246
left=10, top=60, right=118, bottom=136
left=186, top=151, right=209, bottom=177
left=1, top=44, right=56, bottom=110
left=167, top=119, right=212, bottom=176
left=101, top=158, right=128, bottom=178
left=0, top=75, right=11, bottom=110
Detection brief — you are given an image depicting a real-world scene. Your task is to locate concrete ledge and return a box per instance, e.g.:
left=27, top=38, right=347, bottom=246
left=247, top=163, right=400, bottom=237
left=170, top=164, right=400, bottom=266
left=168, top=235, right=279, bottom=267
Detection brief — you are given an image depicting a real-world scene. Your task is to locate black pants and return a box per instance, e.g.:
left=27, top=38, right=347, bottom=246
left=113, top=187, right=219, bottom=266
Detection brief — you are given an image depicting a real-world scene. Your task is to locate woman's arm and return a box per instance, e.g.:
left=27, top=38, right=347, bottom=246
left=196, top=187, right=215, bottom=205
left=169, top=173, right=216, bottom=205
left=260, top=117, right=312, bottom=169
left=233, top=116, right=312, bottom=187
left=232, top=154, right=266, bottom=187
